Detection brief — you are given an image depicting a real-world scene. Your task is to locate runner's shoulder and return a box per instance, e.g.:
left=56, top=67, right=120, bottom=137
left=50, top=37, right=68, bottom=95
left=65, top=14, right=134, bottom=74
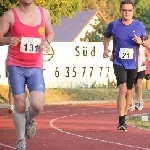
left=5, top=8, right=15, bottom=17
left=39, top=6, right=51, bottom=20
left=132, top=19, right=145, bottom=27
left=40, top=7, right=50, bottom=15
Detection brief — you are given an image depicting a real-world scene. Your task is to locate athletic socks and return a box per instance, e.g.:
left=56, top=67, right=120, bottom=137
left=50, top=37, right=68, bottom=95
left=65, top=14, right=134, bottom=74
left=119, top=116, right=125, bottom=124
left=13, top=110, right=26, bottom=140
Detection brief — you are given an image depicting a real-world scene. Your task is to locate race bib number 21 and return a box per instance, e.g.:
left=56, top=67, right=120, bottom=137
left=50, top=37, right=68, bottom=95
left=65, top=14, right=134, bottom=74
left=119, top=48, right=133, bottom=59
left=20, top=37, right=41, bottom=53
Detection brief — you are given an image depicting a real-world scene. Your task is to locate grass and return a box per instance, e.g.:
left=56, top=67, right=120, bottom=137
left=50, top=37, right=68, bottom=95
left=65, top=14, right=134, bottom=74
left=126, top=114, right=150, bottom=130
left=0, top=85, right=119, bottom=104
left=1, top=84, right=150, bottom=104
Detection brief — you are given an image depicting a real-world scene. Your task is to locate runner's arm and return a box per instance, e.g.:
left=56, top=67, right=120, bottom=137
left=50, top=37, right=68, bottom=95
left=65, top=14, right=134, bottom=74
left=145, top=47, right=150, bottom=61
left=103, top=36, right=112, bottom=58
left=103, top=22, right=113, bottom=57
left=103, top=36, right=111, bottom=52
left=0, top=10, right=12, bottom=45
left=44, top=9, right=54, bottom=43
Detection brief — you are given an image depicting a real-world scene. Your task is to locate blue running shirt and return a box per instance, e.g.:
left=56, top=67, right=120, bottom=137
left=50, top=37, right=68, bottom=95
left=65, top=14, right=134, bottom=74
left=105, top=19, right=147, bottom=69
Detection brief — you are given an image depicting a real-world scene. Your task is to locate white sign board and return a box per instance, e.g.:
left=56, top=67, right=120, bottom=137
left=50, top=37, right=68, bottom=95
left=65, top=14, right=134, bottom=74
left=141, top=116, right=148, bottom=122
left=0, top=42, right=116, bottom=88
left=43, top=42, right=116, bottom=88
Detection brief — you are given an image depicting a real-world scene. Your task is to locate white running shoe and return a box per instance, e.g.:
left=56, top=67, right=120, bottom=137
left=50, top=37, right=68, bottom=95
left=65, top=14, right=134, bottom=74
left=135, top=101, right=144, bottom=110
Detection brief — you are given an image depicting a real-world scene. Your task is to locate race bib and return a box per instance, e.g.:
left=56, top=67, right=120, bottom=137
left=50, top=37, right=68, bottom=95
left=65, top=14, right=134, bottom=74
left=119, top=48, right=133, bottom=59
left=20, top=37, right=41, bottom=53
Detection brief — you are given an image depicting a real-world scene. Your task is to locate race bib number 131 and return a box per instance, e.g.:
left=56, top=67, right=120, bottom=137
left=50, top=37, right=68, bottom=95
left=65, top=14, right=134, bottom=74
left=119, top=48, right=133, bottom=59
left=20, top=37, right=41, bottom=53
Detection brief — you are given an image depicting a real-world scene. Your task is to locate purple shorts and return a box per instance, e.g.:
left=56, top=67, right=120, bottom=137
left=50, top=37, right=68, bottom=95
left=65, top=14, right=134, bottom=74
left=7, top=66, right=45, bottom=96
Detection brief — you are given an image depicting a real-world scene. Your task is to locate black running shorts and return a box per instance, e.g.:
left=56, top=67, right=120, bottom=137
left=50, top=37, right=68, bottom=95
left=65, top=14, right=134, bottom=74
left=113, top=64, right=137, bottom=90
left=134, top=70, right=145, bottom=83
left=145, top=74, right=150, bottom=80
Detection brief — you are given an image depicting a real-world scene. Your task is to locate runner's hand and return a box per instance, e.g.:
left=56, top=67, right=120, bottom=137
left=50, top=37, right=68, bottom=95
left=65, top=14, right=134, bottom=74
left=141, top=61, right=146, bottom=66
left=103, top=49, right=111, bottom=58
left=132, top=34, right=142, bottom=45
left=40, top=40, right=50, bottom=53
left=9, top=37, right=21, bottom=46
left=110, top=54, right=113, bottom=62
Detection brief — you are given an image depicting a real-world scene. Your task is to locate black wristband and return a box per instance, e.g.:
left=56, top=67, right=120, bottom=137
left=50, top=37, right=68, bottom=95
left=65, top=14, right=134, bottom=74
left=142, top=39, right=145, bottom=46
left=46, top=39, right=51, bottom=45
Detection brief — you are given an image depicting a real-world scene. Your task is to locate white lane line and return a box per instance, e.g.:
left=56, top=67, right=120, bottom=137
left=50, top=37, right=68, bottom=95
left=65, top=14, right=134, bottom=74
left=0, top=116, right=9, bottom=118
left=61, top=110, right=70, bottom=112
left=0, top=143, right=15, bottom=149
left=49, top=113, right=150, bottom=150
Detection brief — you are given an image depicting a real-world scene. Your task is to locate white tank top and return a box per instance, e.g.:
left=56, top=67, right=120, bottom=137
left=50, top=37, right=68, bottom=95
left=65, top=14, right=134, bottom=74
left=138, top=46, right=146, bottom=72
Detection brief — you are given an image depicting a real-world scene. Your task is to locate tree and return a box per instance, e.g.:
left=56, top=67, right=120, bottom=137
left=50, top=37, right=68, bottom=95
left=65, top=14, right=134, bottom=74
left=0, top=0, right=83, bottom=25
left=82, top=0, right=99, bottom=10
left=0, top=0, right=16, bottom=17
left=35, top=0, right=83, bottom=24
left=132, top=0, right=150, bottom=36
left=96, top=0, right=121, bottom=22
left=80, top=18, right=107, bottom=42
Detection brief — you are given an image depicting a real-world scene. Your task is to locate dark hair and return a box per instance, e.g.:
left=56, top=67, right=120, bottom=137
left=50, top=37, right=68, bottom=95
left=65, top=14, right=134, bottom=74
left=120, top=0, right=134, bottom=9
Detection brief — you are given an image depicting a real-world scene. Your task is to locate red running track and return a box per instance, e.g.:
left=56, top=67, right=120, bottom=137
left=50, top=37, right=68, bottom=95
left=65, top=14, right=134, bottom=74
left=0, top=102, right=150, bottom=150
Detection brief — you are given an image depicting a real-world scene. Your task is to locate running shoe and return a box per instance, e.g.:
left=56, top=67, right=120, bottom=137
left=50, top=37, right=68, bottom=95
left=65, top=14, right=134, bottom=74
left=129, top=98, right=135, bottom=111
left=135, top=101, right=144, bottom=110
left=25, top=111, right=36, bottom=139
left=117, top=123, right=127, bottom=131
left=15, top=139, right=26, bottom=150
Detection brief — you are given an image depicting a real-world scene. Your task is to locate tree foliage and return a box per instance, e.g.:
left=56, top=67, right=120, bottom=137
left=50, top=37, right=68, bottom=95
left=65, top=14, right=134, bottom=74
left=1, top=0, right=150, bottom=39
left=34, top=0, right=82, bottom=24
left=0, top=0, right=82, bottom=25
left=80, top=18, right=107, bottom=42
left=82, top=0, right=99, bottom=10
left=96, top=0, right=121, bottom=22
left=0, top=0, right=16, bottom=17
left=132, top=0, right=150, bottom=36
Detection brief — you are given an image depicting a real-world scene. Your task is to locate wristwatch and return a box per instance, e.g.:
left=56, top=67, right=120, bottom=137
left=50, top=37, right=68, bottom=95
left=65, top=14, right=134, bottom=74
left=142, top=39, right=145, bottom=46
left=46, top=39, right=51, bottom=45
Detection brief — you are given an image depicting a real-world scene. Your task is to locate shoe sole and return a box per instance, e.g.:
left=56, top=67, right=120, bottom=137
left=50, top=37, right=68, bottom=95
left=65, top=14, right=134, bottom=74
left=25, top=125, right=36, bottom=139
left=129, top=107, right=135, bottom=111
left=135, top=107, right=143, bottom=110
left=117, top=126, right=127, bottom=131
left=137, top=108, right=143, bottom=110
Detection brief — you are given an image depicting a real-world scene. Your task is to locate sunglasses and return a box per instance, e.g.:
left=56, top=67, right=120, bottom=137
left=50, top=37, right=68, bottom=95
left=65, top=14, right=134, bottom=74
left=122, top=9, right=133, bottom=12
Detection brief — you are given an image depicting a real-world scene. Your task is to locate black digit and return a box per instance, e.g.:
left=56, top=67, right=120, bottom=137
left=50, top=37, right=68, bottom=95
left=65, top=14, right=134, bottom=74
left=122, top=53, right=126, bottom=58
left=65, top=67, right=69, bottom=77
left=106, top=67, right=109, bottom=77
left=24, top=43, right=27, bottom=51
left=29, top=44, right=33, bottom=51
left=90, top=67, right=93, bottom=77
left=72, top=67, right=76, bottom=77
left=100, top=67, right=103, bottom=77
left=82, top=67, right=86, bottom=77
left=35, top=45, right=39, bottom=52
left=55, top=67, right=59, bottom=77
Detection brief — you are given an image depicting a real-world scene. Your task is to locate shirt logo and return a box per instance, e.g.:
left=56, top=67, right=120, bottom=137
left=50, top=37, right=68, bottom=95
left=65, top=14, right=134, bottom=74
left=38, top=27, right=45, bottom=35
